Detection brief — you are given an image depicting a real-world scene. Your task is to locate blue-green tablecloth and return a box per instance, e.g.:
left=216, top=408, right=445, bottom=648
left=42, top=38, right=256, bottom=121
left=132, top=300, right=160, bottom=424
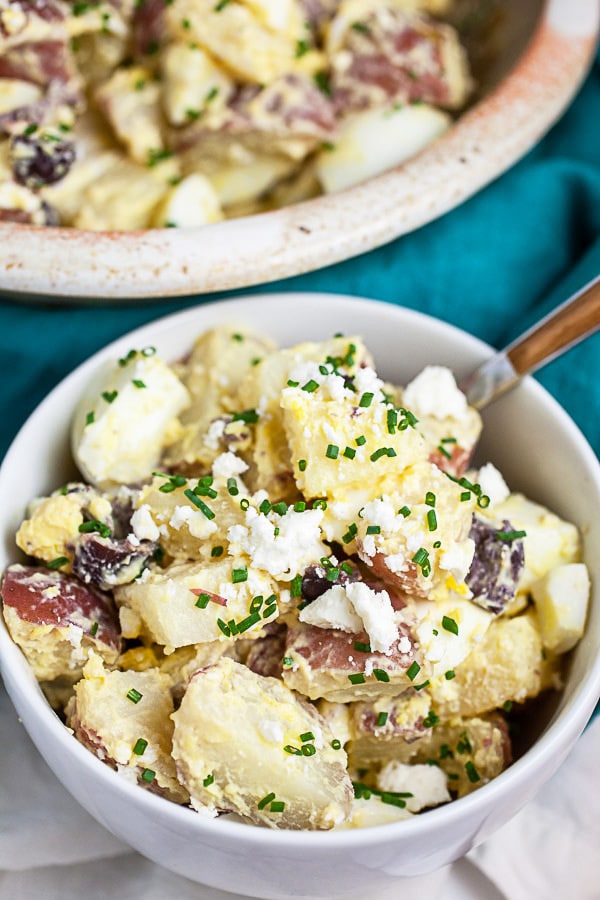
left=1, top=51, right=599, bottom=461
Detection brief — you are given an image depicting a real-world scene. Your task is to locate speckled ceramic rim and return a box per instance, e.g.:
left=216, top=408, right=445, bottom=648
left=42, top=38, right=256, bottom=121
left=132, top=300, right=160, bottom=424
left=0, top=0, right=598, bottom=302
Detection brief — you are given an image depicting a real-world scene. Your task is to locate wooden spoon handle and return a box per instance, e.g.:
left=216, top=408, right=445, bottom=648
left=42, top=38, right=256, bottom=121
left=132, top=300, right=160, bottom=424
left=461, top=274, right=600, bottom=409
left=506, top=274, right=600, bottom=375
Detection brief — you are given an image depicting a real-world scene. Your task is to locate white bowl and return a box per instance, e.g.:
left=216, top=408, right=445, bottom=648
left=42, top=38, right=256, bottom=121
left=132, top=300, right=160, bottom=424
left=1, top=293, right=599, bottom=900
left=0, top=0, right=598, bottom=302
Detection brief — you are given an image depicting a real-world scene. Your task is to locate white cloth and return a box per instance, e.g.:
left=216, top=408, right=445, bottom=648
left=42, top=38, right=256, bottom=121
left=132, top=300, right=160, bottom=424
left=0, top=682, right=598, bottom=900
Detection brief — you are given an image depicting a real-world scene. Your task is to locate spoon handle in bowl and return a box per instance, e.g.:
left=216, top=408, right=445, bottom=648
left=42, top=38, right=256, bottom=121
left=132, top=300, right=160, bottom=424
left=461, top=273, right=600, bottom=409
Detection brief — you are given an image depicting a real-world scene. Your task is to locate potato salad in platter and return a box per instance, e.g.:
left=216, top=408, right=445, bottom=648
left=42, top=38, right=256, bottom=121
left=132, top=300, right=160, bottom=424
left=1, top=326, right=590, bottom=830
left=0, top=0, right=473, bottom=229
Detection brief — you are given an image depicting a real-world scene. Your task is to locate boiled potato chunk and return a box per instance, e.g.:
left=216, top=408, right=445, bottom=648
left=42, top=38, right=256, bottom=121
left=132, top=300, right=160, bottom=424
left=171, top=657, right=353, bottom=828
left=531, top=563, right=590, bottom=654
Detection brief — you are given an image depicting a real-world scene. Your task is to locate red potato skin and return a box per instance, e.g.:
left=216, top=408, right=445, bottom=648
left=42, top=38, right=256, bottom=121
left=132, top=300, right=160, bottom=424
left=1, top=563, right=121, bottom=652
left=285, top=621, right=415, bottom=676
left=428, top=443, right=474, bottom=477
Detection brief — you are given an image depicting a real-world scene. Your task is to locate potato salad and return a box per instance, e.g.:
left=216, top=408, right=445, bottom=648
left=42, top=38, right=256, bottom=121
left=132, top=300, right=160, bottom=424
left=0, top=0, right=472, bottom=229
left=1, top=326, right=590, bottom=830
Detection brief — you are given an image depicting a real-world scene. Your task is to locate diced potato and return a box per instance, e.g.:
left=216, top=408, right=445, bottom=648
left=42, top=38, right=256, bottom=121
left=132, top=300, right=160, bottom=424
left=282, top=621, right=417, bottom=703
left=71, top=352, right=190, bottom=488
left=115, top=558, right=279, bottom=649
left=1, top=564, right=121, bottom=682
left=161, top=43, right=234, bottom=126
left=428, top=611, right=554, bottom=719
left=164, top=325, right=275, bottom=471
left=66, top=653, right=188, bottom=803
left=531, top=563, right=590, bottom=654
left=336, top=796, right=413, bottom=828
left=165, top=0, right=302, bottom=83
left=316, top=103, right=451, bottom=194
left=94, top=66, right=164, bottom=165
left=150, top=173, right=224, bottom=228
left=281, top=390, right=426, bottom=499
left=481, top=494, right=581, bottom=596
left=72, top=158, right=170, bottom=230
left=171, top=657, right=353, bottom=828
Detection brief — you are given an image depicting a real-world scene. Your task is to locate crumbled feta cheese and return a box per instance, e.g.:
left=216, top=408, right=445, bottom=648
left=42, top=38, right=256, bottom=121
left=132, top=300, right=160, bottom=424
left=212, top=451, right=249, bottom=481
left=438, top=538, right=475, bottom=582
left=204, top=418, right=226, bottom=450
left=345, top=581, right=397, bottom=654
left=169, top=504, right=218, bottom=539
left=227, top=506, right=326, bottom=580
left=299, top=585, right=363, bottom=633
left=403, top=366, right=468, bottom=420
left=131, top=504, right=161, bottom=542
left=377, top=761, right=450, bottom=812
left=476, top=463, right=510, bottom=506
left=259, top=720, right=285, bottom=744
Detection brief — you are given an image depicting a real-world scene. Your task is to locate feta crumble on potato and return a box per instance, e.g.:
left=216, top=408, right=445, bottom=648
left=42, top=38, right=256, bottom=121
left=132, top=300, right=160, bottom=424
left=1, top=325, right=590, bottom=830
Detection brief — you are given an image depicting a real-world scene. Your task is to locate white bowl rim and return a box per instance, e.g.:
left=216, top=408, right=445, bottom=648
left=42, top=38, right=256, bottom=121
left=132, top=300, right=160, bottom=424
left=1, top=291, right=599, bottom=851
left=0, top=0, right=598, bottom=300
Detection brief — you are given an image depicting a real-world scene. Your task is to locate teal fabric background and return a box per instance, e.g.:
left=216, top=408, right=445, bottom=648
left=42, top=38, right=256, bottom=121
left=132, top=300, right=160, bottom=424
left=1, top=54, right=599, bottom=462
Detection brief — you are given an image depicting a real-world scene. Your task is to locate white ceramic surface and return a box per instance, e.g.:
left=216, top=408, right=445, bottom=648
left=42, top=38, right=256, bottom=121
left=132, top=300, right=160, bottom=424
left=0, top=0, right=598, bottom=301
left=1, top=293, right=599, bottom=900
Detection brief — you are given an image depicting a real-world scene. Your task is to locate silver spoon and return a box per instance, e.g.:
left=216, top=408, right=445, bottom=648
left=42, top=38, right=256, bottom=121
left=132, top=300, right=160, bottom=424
left=460, top=273, right=600, bottom=409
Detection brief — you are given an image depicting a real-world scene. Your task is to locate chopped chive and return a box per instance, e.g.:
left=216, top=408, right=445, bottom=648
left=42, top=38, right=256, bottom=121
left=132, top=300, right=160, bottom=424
left=502, top=700, right=513, bottom=712
left=331, top=738, right=342, bottom=750
left=423, top=711, right=440, bottom=728
left=184, top=489, right=215, bottom=518
left=102, top=390, right=118, bottom=403
left=90, top=621, right=99, bottom=636
left=284, top=744, right=302, bottom=755
left=439, top=743, right=454, bottom=759
left=227, top=477, right=239, bottom=496
left=302, top=379, right=319, bottom=393
left=270, top=801, right=285, bottom=812
left=211, top=545, right=223, bottom=558
left=298, top=458, right=307, bottom=471
left=293, top=501, right=306, bottom=512
left=445, top=669, right=456, bottom=680
left=203, top=773, right=214, bottom=786
left=386, top=409, right=397, bottom=434
left=290, top=574, right=302, bottom=597
left=282, top=656, right=294, bottom=668
left=354, top=641, right=371, bottom=653
left=216, top=618, right=231, bottom=637
left=465, top=761, right=481, bottom=783
left=287, top=379, right=299, bottom=387
left=48, top=556, right=69, bottom=570
left=425, top=492, right=436, bottom=506
left=366, top=524, right=381, bottom=535
left=370, top=447, right=388, bottom=462
left=355, top=435, right=366, bottom=446
left=301, top=743, right=316, bottom=757
left=326, top=444, right=339, bottom=459
left=398, top=505, right=411, bottom=518
left=126, top=688, right=143, bottom=704
left=194, top=592, right=211, bottom=609
left=359, top=392, right=374, bottom=408
left=457, top=731, right=472, bottom=754
left=496, top=529, right=527, bottom=542
left=141, top=768, right=155, bottom=783
left=376, top=711, right=389, bottom=727
left=85, top=411, right=95, bottom=426
left=240, top=498, right=250, bottom=510
left=412, top=547, right=428, bottom=566
left=373, top=669, right=390, bottom=683
left=343, top=446, right=356, bottom=459
left=272, top=502, right=287, bottom=515
left=232, top=566, right=248, bottom=584
left=78, top=520, right=111, bottom=538
left=132, top=379, right=146, bottom=389
left=460, top=491, right=472, bottom=502
left=258, top=792, right=276, bottom=810
left=301, top=732, right=316, bottom=743
left=442, top=615, right=459, bottom=636
left=232, top=408, right=259, bottom=424
left=262, top=603, right=277, bottom=619
left=427, top=509, right=438, bottom=531
left=313, top=498, right=328, bottom=510
left=348, top=673, right=365, bottom=685
left=133, top=738, right=148, bottom=755
left=433, top=540, right=442, bottom=548
left=380, top=793, right=407, bottom=808
left=406, top=661, right=421, bottom=681
left=414, top=680, right=430, bottom=691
